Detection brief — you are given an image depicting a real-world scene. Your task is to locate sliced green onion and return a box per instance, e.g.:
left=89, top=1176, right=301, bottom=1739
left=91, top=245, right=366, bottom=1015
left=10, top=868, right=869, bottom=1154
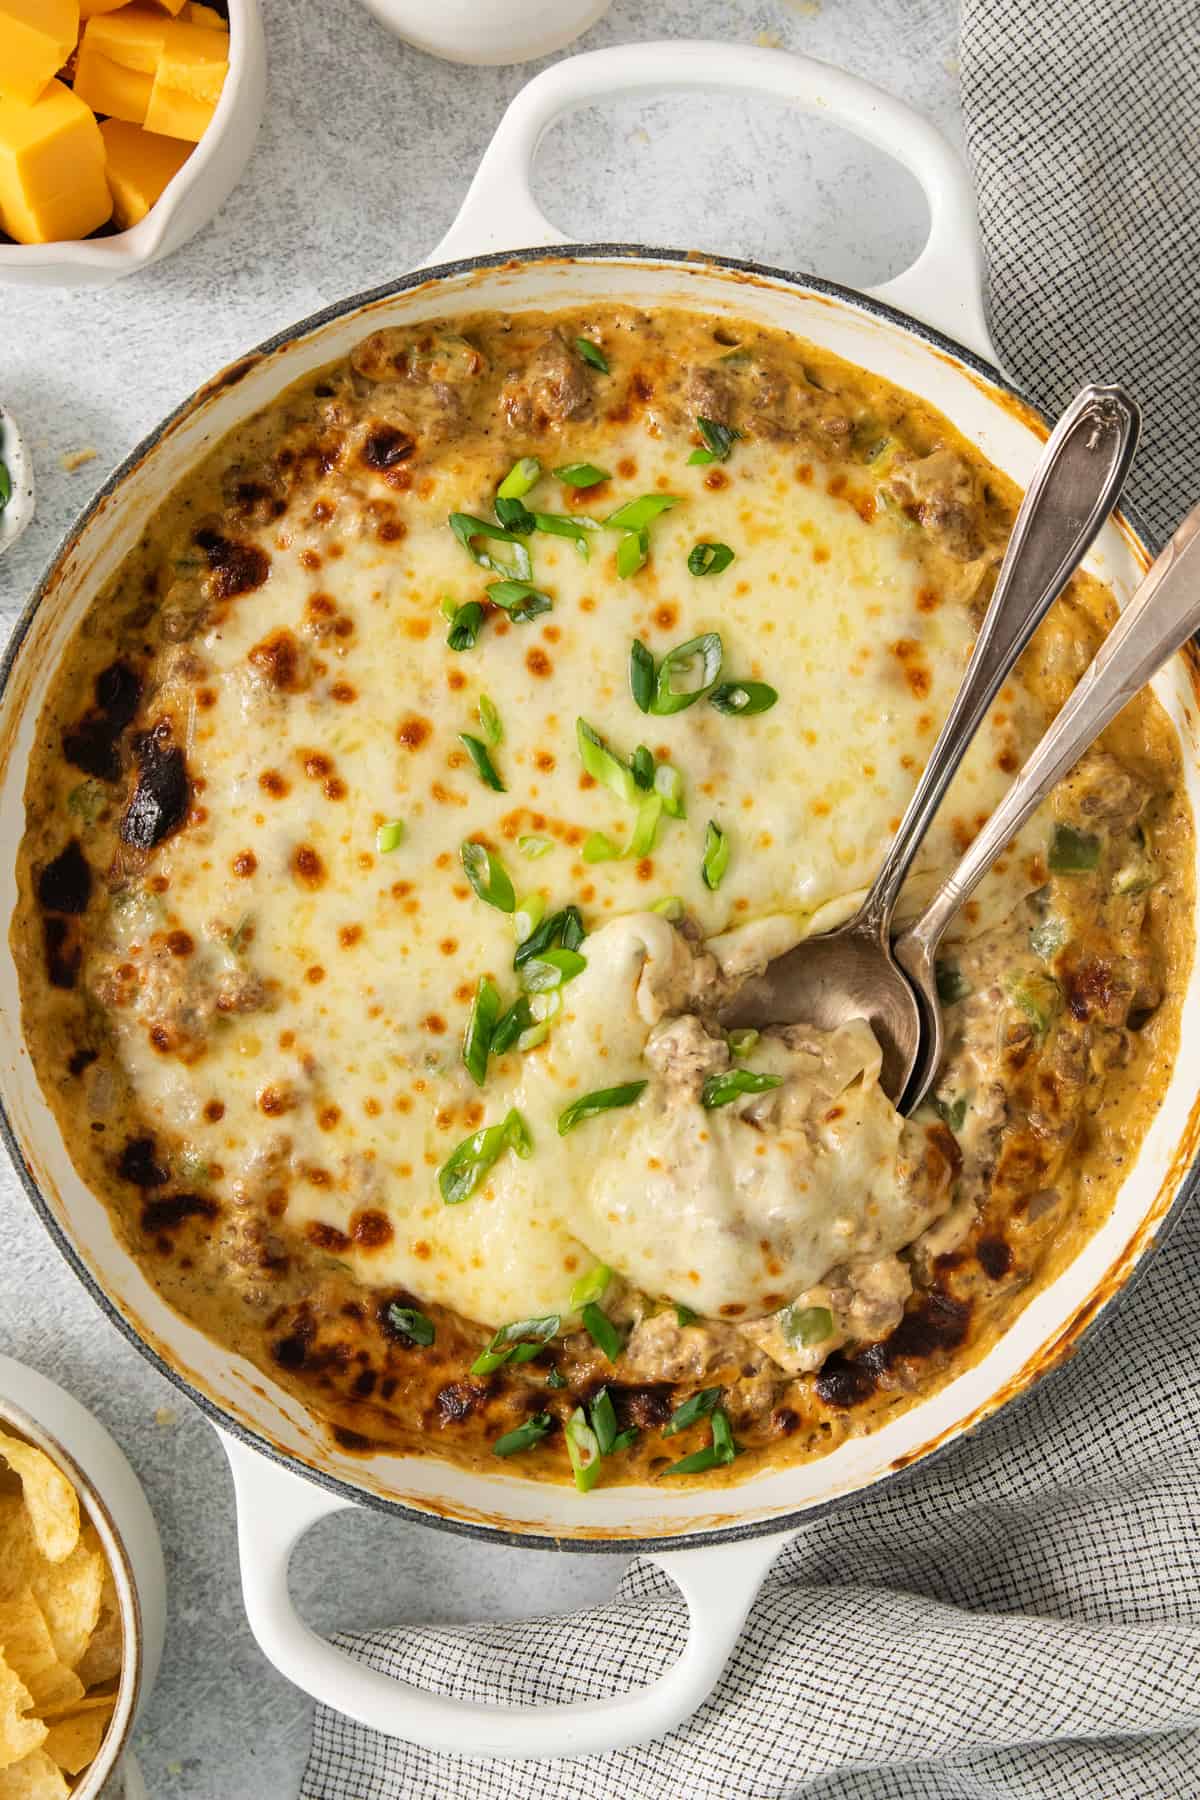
left=688, top=417, right=740, bottom=464
left=497, top=456, right=541, bottom=499
left=663, top=1387, right=722, bottom=1436
left=630, top=744, right=655, bottom=791
left=1007, top=971, right=1061, bottom=1037
left=520, top=947, right=587, bottom=993
left=727, top=1028, right=759, bottom=1058
left=532, top=512, right=597, bottom=559
left=495, top=496, right=535, bottom=534
left=630, top=638, right=656, bottom=713
left=546, top=1366, right=568, bottom=1389
left=518, top=834, right=554, bottom=859
left=701, top=1067, right=783, bottom=1108
left=513, top=894, right=546, bottom=943
left=628, top=793, right=663, bottom=858
left=653, top=764, right=686, bottom=818
left=710, top=1408, right=738, bottom=1464
left=575, top=337, right=609, bottom=372
left=565, top=1408, right=601, bottom=1491
left=935, top=960, right=972, bottom=1005
left=687, top=541, right=735, bottom=577
left=486, top=578, right=553, bottom=622
left=653, top=896, right=684, bottom=919
left=663, top=1406, right=739, bottom=1475
left=492, top=1413, right=553, bottom=1458
left=514, top=908, right=564, bottom=966
left=506, top=1110, right=533, bottom=1158
left=558, top=1081, right=647, bottom=1135
left=439, top=1107, right=530, bottom=1204
left=651, top=633, right=723, bottom=715
left=709, top=681, right=778, bottom=716
left=580, top=1302, right=624, bottom=1362
left=376, top=819, right=405, bottom=854
left=447, top=601, right=485, bottom=652
left=528, top=988, right=561, bottom=1025
left=560, top=906, right=586, bottom=951
left=461, top=840, right=516, bottom=913
left=460, top=733, right=505, bottom=792
left=674, top=1302, right=699, bottom=1326
left=605, top=494, right=682, bottom=532
left=1049, top=823, right=1101, bottom=873
left=66, top=781, right=106, bottom=826
left=616, top=530, right=649, bottom=579
left=471, top=1313, right=560, bottom=1375
left=662, top=1442, right=723, bottom=1475
left=702, top=820, right=730, bottom=890
left=439, top=594, right=459, bottom=623
left=1030, top=916, right=1068, bottom=960
left=781, top=1304, right=833, bottom=1350
left=385, top=1304, right=435, bottom=1346
left=583, top=832, right=621, bottom=863
left=490, top=997, right=533, bottom=1056
left=517, top=1020, right=551, bottom=1052
left=570, top=1264, right=613, bottom=1309
left=935, top=1094, right=968, bottom=1133
left=554, top=463, right=610, bottom=488
left=449, top=512, right=532, bottom=580
left=462, top=975, right=500, bottom=1087
left=577, top=718, right=641, bottom=806
left=0, top=461, right=10, bottom=510
left=589, top=1386, right=620, bottom=1455
left=477, top=694, right=503, bottom=745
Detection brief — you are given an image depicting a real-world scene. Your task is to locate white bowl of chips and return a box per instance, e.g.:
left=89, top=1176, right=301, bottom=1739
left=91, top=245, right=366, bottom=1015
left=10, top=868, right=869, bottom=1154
left=0, top=1356, right=165, bottom=1798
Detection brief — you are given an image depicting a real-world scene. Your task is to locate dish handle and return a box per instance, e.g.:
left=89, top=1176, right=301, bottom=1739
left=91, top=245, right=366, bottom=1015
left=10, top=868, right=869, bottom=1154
left=220, top=1429, right=786, bottom=1758
left=427, top=40, right=995, bottom=363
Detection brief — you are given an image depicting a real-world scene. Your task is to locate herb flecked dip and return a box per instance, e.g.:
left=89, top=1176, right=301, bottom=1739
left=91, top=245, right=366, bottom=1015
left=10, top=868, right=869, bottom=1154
left=13, top=307, right=1193, bottom=1489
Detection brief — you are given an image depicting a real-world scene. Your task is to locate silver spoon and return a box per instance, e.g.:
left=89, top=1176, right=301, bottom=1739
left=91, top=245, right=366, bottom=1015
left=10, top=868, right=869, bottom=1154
left=721, top=383, right=1140, bottom=1100
left=897, top=496, right=1200, bottom=1115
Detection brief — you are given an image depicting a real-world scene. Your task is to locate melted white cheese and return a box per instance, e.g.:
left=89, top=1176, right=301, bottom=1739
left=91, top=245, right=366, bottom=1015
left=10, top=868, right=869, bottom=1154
left=91, top=428, right=1053, bottom=1327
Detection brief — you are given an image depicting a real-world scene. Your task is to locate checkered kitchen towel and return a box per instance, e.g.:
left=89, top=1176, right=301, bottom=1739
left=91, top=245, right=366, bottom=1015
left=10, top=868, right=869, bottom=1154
left=304, top=8, right=1200, bottom=1795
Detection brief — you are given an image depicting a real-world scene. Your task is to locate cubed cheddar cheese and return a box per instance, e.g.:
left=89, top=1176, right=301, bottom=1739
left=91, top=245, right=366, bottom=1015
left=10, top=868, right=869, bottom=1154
left=149, top=0, right=188, bottom=12
left=143, top=76, right=214, bottom=141
left=78, top=0, right=132, bottom=16
left=99, top=115, right=190, bottom=227
left=155, top=18, right=228, bottom=102
left=143, top=17, right=227, bottom=140
left=82, top=6, right=169, bottom=72
left=185, top=2, right=224, bottom=26
left=0, top=78, right=112, bottom=243
left=0, top=0, right=79, bottom=107
left=73, top=38, right=153, bottom=124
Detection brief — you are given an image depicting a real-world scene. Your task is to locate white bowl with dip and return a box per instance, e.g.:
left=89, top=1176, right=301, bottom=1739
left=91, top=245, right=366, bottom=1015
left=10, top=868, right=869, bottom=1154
left=0, top=1355, right=166, bottom=1798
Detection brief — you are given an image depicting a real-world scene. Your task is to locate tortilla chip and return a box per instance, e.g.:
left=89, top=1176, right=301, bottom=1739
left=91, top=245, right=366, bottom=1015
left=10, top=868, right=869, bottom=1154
left=0, top=1658, right=44, bottom=1773
left=27, top=1537, right=103, bottom=1674
left=72, top=1566, right=121, bottom=1691
left=0, top=1440, right=77, bottom=1567
left=42, top=1702, right=112, bottom=1777
left=0, top=1595, right=83, bottom=1717
left=0, top=1748, right=70, bottom=1797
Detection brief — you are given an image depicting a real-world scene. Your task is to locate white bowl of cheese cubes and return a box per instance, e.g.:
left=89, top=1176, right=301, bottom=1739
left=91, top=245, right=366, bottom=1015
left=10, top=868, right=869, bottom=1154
left=0, top=0, right=264, bottom=285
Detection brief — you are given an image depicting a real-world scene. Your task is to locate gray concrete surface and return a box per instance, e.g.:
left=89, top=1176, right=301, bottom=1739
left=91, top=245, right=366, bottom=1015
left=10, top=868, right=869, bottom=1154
left=0, top=1, right=959, bottom=1791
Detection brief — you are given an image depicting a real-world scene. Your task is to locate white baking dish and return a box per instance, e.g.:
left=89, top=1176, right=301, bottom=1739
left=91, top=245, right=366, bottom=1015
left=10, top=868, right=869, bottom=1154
left=1, top=41, right=1195, bottom=1761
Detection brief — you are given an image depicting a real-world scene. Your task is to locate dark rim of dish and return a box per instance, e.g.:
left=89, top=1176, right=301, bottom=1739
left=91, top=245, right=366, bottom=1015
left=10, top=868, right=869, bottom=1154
left=0, top=243, right=1189, bottom=1556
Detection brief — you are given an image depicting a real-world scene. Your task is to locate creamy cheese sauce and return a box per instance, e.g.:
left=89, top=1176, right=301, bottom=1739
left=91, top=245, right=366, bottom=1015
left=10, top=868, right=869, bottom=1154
left=14, top=305, right=1192, bottom=1486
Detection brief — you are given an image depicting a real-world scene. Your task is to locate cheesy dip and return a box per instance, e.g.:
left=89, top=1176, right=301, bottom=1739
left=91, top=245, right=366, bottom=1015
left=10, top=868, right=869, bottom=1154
left=14, top=306, right=1192, bottom=1489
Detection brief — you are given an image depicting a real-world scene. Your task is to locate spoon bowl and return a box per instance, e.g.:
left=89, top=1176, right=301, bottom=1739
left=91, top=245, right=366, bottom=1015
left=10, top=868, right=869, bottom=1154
left=721, top=911, right=921, bottom=1102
